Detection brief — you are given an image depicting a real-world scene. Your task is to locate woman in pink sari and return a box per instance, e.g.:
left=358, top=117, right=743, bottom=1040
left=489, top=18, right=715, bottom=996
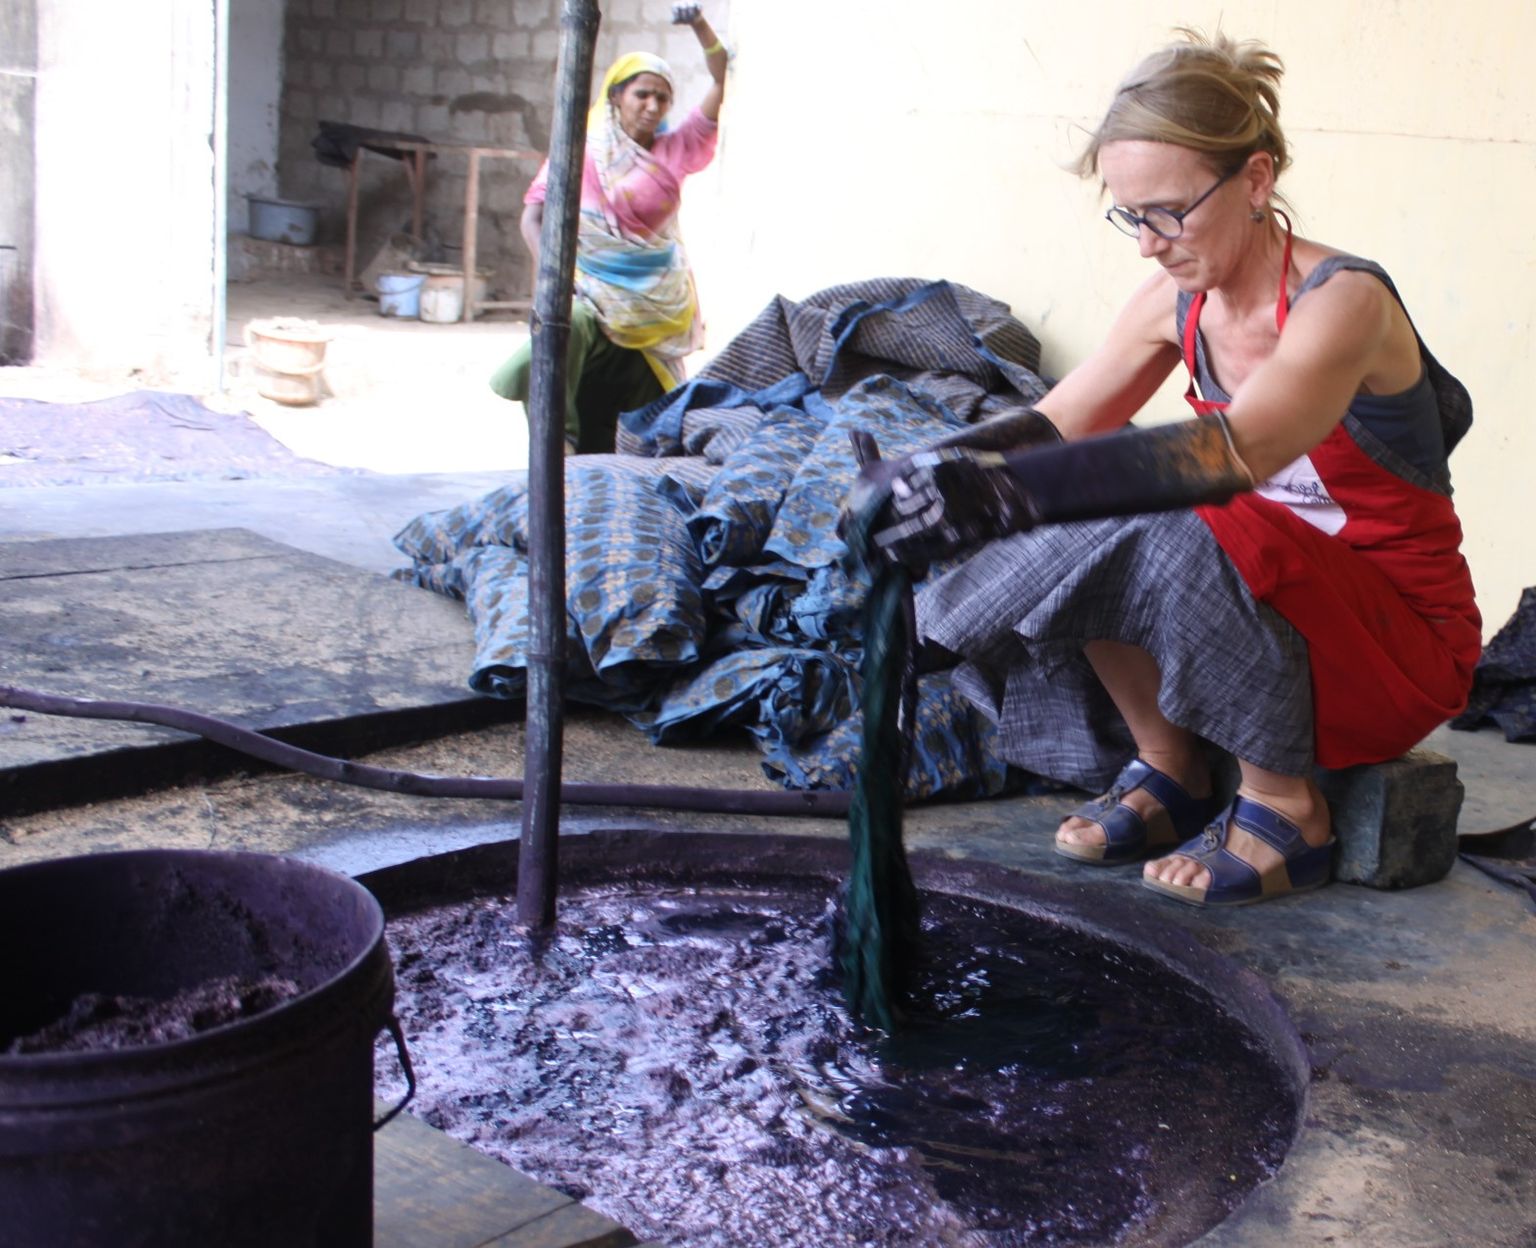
left=492, top=5, right=726, bottom=453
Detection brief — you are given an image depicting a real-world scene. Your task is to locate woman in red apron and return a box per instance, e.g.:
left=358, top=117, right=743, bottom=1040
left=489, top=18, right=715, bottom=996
left=856, top=31, right=1479, bottom=906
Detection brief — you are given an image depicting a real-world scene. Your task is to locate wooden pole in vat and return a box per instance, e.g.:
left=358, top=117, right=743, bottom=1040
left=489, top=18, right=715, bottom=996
left=518, top=0, right=600, bottom=930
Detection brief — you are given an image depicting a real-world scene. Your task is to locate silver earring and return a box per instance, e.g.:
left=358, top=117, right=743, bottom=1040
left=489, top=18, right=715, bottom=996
left=1251, top=208, right=1266, bottom=222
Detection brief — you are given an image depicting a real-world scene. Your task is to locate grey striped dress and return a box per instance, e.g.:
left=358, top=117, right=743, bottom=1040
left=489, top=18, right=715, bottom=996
left=914, top=509, right=1315, bottom=792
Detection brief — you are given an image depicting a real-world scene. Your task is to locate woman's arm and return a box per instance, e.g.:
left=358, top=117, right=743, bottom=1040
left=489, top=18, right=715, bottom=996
left=672, top=4, right=726, bottom=121
left=520, top=202, right=543, bottom=268
left=1033, top=270, right=1182, bottom=440
left=1036, top=264, right=1407, bottom=476
left=850, top=268, right=1418, bottom=572
left=1222, top=270, right=1406, bottom=480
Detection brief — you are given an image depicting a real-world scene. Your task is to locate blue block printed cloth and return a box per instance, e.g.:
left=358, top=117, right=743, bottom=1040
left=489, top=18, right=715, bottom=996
left=393, top=278, right=1059, bottom=800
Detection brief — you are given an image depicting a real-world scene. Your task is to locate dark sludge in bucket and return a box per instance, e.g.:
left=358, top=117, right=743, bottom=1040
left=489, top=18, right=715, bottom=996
left=0, top=849, right=398, bottom=1248
left=6, top=974, right=305, bottom=1055
left=369, top=836, right=1304, bottom=1248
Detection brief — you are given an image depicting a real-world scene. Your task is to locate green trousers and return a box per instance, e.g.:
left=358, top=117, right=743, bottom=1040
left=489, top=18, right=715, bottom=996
left=490, top=301, right=665, bottom=454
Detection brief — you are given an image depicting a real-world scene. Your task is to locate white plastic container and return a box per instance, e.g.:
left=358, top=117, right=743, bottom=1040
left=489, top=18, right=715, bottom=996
left=418, top=276, right=464, bottom=324
left=414, top=265, right=492, bottom=323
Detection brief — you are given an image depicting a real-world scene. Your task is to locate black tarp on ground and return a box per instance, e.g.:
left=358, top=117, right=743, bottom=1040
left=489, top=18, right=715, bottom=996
left=1453, top=585, right=1536, bottom=742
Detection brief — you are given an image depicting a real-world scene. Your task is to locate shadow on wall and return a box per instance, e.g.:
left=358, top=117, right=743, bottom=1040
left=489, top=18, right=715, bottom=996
left=450, top=91, right=549, bottom=152
left=0, top=245, right=31, bottom=366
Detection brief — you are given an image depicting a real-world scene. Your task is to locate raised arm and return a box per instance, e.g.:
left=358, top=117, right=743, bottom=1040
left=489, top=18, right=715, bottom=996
left=672, top=4, right=726, bottom=121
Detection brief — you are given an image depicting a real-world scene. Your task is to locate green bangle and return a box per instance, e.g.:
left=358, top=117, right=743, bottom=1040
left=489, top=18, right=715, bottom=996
left=703, top=39, right=724, bottom=55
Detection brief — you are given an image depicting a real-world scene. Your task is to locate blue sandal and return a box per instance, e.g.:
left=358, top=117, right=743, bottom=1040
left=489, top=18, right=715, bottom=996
left=1142, top=796, right=1335, bottom=907
left=1054, top=758, right=1223, bottom=867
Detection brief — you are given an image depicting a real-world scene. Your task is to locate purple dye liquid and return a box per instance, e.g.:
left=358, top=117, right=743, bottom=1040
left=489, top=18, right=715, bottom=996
left=378, top=884, right=1295, bottom=1246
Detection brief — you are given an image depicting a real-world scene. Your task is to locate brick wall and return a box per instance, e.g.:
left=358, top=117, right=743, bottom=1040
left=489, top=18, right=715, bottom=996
left=277, top=0, right=727, bottom=309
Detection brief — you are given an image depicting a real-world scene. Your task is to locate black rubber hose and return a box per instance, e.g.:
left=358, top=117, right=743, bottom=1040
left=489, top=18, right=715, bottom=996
left=0, top=685, right=851, bottom=818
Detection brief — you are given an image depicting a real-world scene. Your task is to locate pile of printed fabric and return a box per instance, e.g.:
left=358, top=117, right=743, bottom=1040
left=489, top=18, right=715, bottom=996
left=393, top=277, right=1058, bottom=801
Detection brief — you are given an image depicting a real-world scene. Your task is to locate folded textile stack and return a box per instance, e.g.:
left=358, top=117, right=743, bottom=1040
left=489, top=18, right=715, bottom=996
left=394, top=277, right=1058, bottom=801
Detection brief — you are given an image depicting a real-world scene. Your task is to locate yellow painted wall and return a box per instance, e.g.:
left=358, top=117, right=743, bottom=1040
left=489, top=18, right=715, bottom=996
left=680, top=1, right=1535, bottom=637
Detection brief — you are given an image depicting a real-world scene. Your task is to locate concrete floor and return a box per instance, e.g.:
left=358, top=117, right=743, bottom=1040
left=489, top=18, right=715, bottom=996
left=1, top=284, right=1534, bottom=1246
left=223, top=271, right=533, bottom=477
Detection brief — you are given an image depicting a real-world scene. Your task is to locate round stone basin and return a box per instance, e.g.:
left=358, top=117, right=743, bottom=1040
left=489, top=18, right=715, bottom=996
left=363, top=830, right=1308, bottom=1247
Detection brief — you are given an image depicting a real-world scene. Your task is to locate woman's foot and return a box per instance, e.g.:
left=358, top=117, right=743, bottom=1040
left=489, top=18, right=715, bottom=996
left=1055, top=748, right=1214, bottom=862
left=1143, top=779, right=1331, bottom=894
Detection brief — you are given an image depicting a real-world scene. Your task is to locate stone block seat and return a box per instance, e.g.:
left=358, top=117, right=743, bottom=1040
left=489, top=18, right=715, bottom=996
left=1212, top=747, right=1464, bottom=890
left=1315, top=748, right=1465, bottom=889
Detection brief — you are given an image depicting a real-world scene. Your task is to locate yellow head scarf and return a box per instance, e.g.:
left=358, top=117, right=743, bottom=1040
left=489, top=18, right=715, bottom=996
left=589, top=52, right=676, bottom=132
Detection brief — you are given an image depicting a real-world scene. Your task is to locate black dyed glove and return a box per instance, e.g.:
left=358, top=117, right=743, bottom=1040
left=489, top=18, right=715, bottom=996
left=842, top=407, right=1062, bottom=577
left=925, top=404, right=1063, bottom=455
left=845, top=414, right=1254, bottom=578
left=845, top=447, right=1041, bottom=576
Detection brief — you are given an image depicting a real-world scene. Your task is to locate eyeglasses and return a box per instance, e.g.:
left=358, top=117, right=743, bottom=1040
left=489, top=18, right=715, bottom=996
left=1105, top=168, right=1237, bottom=240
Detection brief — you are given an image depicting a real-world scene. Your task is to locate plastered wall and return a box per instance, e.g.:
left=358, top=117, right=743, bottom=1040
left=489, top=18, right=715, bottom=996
left=228, top=0, right=286, bottom=235
left=20, top=0, right=1529, bottom=634
left=276, top=0, right=725, bottom=302
left=32, top=0, right=218, bottom=383
left=684, top=1, right=1534, bottom=635
left=0, top=0, right=36, bottom=364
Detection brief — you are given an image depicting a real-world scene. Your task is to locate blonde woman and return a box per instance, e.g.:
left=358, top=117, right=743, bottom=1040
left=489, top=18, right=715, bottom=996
left=858, top=31, right=1479, bottom=907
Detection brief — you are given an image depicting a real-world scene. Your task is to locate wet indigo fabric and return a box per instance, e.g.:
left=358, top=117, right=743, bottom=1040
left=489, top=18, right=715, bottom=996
left=394, top=278, right=1052, bottom=799
left=1451, top=586, right=1536, bottom=742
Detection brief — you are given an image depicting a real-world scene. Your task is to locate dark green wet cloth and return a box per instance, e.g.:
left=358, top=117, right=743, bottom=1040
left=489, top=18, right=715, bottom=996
left=840, top=558, right=922, bottom=1031
left=835, top=428, right=924, bottom=1031
left=490, top=300, right=664, bottom=454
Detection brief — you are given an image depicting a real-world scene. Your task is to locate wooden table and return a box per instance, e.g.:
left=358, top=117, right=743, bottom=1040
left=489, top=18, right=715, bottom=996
left=343, top=138, right=543, bottom=322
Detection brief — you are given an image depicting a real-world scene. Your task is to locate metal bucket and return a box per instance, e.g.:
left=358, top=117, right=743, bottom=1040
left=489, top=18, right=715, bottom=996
left=247, top=196, right=320, bottom=246
left=0, top=850, right=411, bottom=1248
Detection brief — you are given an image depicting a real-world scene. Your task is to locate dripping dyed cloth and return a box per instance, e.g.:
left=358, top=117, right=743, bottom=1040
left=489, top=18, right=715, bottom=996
left=836, top=449, right=923, bottom=1029
left=1451, top=586, right=1536, bottom=742
left=395, top=277, right=1052, bottom=800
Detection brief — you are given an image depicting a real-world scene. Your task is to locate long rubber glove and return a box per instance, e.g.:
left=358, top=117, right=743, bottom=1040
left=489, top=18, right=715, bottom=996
left=848, top=412, right=1253, bottom=577
left=924, top=403, right=1064, bottom=454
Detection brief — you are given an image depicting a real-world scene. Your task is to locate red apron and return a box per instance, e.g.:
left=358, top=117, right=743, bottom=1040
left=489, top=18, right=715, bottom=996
left=1181, top=224, right=1480, bottom=766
